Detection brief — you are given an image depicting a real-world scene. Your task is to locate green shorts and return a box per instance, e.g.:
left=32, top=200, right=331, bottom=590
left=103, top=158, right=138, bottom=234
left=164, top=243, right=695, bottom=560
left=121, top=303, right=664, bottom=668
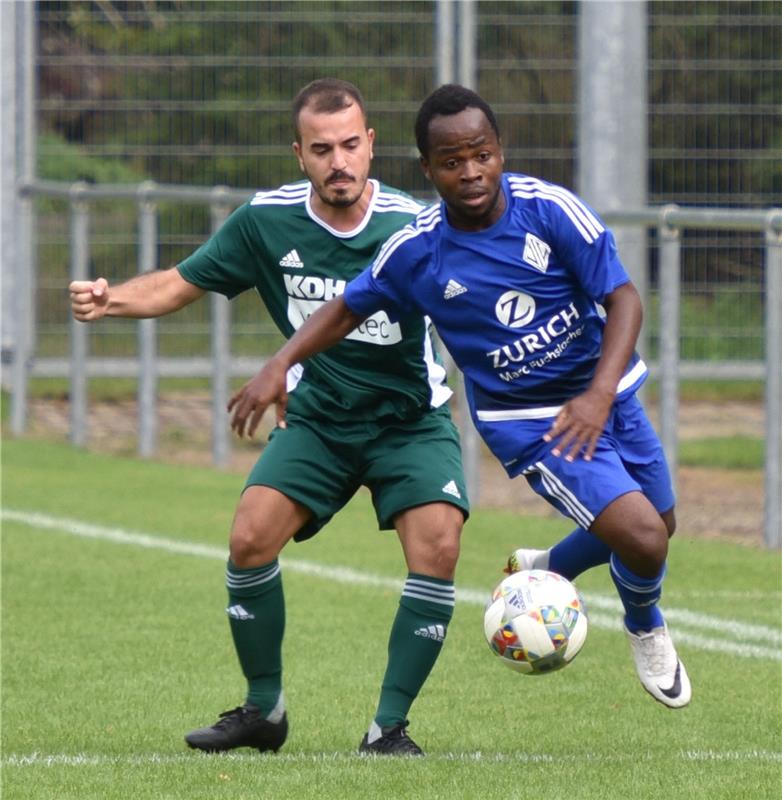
left=245, top=405, right=470, bottom=541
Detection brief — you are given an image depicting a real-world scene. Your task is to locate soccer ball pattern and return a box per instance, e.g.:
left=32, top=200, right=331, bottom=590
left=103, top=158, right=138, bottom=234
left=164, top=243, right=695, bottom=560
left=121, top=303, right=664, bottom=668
left=483, top=569, right=588, bottom=675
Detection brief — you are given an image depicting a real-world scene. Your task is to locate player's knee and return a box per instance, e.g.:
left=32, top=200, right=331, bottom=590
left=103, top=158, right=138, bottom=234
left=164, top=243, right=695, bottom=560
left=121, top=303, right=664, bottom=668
left=434, top=530, right=461, bottom=574
left=397, top=504, right=464, bottom=579
left=417, top=525, right=462, bottom=579
left=229, top=510, right=276, bottom=567
left=437, top=511, right=465, bottom=568
left=229, top=527, right=261, bottom=567
left=628, top=520, right=668, bottom=576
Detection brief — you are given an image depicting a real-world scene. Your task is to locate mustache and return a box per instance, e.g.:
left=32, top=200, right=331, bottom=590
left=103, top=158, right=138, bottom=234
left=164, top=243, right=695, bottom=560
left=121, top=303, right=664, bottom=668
left=326, top=171, right=355, bottom=184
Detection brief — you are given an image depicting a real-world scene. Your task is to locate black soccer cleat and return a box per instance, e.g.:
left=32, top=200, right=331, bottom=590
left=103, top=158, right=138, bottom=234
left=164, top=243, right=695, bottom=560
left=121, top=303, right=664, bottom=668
left=358, top=721, right=424, bottom=756
left=185, top=704, right=288, bottom=753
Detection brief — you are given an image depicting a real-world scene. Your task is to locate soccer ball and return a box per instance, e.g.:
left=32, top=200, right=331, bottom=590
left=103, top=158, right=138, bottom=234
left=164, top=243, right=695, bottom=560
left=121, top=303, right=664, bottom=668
left=483, top=569, right=588, bottom=675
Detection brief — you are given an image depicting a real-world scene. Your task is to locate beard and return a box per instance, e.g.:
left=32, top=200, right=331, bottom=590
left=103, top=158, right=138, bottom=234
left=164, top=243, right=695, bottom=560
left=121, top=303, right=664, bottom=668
left=308, top=168, right=366, bottom=209
left=323, top=188, right=360, bottom=207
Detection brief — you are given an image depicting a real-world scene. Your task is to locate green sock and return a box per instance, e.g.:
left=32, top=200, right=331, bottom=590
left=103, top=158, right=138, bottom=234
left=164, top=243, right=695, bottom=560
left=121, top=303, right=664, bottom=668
left=225, top=559, right=285, bottom=716
left=374, top=573, right=455, bottom=728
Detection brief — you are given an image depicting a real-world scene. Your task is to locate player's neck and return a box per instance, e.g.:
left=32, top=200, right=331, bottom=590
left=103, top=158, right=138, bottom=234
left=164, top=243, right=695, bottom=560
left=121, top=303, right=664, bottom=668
left=310, top=180, right=375, bottom=233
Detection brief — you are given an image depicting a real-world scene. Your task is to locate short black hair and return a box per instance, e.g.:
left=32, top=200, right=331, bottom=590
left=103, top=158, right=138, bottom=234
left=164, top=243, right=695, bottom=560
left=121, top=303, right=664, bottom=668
left=415, top=84, right=501, bottom=158
left=292, top=78, right=367, bottom=143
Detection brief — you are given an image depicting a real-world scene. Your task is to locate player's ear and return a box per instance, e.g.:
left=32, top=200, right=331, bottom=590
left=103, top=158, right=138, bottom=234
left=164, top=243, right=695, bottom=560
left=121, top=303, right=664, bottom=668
left=366, top=127, right=375, bottom=161
left=292, top=141, right=305, bottom=173
left=419, top=155, right=432, bottom=182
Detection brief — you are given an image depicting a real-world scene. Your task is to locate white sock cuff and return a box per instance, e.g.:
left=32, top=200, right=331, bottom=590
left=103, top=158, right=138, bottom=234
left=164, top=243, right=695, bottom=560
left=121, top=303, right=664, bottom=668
left=366, top=720, right=384, bottom=743
left=266, top=691, right=286, bottom=723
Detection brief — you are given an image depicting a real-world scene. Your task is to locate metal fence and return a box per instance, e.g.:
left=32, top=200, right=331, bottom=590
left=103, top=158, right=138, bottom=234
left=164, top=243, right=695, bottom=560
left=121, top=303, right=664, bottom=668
left=28, top=2, right=782, bottom=203
left=3, top=2, right=781, bottom=545
left=6, top=2, right=778, bottom=367
left=7, top=1, right=775, bottom=372
left=10, top=179, right=782, bottom=549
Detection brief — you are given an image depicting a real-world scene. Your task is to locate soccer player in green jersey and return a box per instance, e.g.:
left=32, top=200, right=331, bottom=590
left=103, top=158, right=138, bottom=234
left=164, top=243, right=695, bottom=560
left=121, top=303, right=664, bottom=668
left=69, top=79, right=469, bottom=756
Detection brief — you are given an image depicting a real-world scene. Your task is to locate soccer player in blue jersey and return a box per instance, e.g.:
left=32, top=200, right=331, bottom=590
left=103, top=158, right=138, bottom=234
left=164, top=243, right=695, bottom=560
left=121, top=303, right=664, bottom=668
left=230, top=84, right=692, bottom=709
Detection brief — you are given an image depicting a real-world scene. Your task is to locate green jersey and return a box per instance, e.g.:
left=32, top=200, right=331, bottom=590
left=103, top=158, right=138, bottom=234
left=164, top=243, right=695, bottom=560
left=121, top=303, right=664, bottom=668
left=177, top=179, right=452, bottom=422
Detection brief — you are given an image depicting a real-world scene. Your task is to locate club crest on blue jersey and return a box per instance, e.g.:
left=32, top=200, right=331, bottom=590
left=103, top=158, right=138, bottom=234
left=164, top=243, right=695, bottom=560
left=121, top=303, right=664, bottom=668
left=522, top=233, right=551, bottom=273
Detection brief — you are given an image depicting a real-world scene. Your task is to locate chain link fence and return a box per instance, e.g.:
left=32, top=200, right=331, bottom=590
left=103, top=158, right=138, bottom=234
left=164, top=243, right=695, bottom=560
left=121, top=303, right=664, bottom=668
left=24, top=1, right=779, bottom=365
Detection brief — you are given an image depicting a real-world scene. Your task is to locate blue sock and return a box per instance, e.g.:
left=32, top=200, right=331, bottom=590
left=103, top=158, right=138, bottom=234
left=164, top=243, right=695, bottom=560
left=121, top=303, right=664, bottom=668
left=548, top=527, right=612, bottom=581
left=609, top=553, right=666, bottom=633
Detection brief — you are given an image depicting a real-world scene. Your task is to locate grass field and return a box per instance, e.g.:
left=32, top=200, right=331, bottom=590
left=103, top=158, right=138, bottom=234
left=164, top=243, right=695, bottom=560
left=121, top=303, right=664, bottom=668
left=2, top=438, right=781, bottom=799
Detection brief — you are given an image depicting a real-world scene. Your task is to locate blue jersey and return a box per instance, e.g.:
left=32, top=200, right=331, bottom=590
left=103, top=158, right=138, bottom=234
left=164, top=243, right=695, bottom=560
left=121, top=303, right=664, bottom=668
left=344, top=173, right=647, bottom=424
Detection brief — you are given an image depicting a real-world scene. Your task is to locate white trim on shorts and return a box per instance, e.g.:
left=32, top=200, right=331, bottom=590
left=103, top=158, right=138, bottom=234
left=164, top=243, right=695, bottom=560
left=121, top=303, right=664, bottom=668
left=523, top=461, right=595, bottom=529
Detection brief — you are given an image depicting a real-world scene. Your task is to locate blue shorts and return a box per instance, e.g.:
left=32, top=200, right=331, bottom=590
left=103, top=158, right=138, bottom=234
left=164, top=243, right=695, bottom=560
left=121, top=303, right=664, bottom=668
left=475, top=394, right=674, bottom=528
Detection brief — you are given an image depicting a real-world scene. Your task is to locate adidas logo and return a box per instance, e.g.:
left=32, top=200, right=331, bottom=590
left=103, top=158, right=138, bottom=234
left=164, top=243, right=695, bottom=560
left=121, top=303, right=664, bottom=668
left=226, top=604, right=255, bottom=620
left=414, top=624, right=447, bottom=642
left=279, top=249, right=304, bottom=269
left=443, top=278, right=468, bottom=299
left=441, top=480, right=461, bottom=499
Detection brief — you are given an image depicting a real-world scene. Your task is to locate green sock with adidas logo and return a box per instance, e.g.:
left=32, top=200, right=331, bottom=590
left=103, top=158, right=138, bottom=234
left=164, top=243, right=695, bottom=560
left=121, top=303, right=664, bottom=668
left=374, top=573, right=455, bottom=728
left=225, top=559, right=285, bottom=715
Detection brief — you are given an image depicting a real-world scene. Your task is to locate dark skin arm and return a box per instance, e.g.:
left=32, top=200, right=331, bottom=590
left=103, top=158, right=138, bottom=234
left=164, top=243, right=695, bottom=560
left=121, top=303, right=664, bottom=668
left=228, top=296, right=367, bottom=437
left=543, top=281, right=643, bottom=461
left=229, top=280, right=642, bottom=454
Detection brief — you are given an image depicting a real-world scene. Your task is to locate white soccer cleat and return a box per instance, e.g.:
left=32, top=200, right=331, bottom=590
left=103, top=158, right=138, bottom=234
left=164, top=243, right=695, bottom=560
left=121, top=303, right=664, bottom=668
left=504, top=547, right=549, bottom=575
left=624, top=623, right=692, bottom=708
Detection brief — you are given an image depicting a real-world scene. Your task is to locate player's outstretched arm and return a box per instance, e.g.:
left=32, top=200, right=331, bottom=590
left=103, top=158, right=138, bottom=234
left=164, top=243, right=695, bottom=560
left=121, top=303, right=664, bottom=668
left=228, top=296, right=367, bottom=438
left=544, top=281, right=643, bottom=462
left=69, top=267, right=205, bottom=322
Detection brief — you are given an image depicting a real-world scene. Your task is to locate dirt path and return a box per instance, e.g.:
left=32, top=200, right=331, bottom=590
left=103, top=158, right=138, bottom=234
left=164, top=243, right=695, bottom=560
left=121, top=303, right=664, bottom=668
left=23, top=394, right=766, bottom=546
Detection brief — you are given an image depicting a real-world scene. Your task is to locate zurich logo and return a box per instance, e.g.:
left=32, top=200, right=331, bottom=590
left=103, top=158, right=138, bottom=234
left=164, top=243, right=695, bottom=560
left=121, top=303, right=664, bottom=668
left=495, top=290, right=536, bottom=328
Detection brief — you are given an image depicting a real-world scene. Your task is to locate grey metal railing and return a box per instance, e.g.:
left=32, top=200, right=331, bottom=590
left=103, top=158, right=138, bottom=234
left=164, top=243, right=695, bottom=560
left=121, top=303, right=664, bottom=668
left=11, top=180, right=782, bottom=548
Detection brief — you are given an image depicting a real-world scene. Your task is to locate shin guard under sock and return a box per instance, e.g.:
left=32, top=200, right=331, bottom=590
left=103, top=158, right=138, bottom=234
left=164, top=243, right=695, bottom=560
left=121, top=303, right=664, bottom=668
left=225, top=559, right=285, bottom=717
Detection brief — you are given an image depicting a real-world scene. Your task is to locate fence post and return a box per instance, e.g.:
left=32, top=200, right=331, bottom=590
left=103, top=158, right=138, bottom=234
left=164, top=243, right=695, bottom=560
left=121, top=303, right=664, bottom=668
left=9, top=0, right=37, bottom=436
left=435, top=0, right=455, bottom=85
left=459, top=379, right=481, bottom=506
left=457, top=0, right=477, bottom=89
left=137, top=182, right=158, bottom=458
left=68, top=183, right=90, bottom=447
left=764, top=212, right=782, bottom=549
left=658, top=205, right=681, bottom=491
left=209, top=187, right=232, bottom=468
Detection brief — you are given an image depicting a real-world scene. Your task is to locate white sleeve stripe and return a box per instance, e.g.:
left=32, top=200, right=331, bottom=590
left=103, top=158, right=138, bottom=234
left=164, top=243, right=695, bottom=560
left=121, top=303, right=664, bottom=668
left=374, top=202, right=424, bottom=214
left=371, top=209, right=443, bottom=276
left=374, top=194, right=425, bottom=213
left=371, top=228, right=416, bottom=277
left=512, top=187, right=597, bottom=243
left=509, top=176, right=604, bottom=235
left=250, top=196, right=307, bottom=207
left=418, top=203, right=440, bottom=221
left=509, top=178, right=604, bottom=243
left=250, top=184, right=309, bottom=205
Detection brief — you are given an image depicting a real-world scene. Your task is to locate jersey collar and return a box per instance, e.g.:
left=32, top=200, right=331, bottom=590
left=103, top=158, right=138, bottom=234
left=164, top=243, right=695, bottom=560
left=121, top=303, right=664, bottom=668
left=305, top=179, right=379, bottom=239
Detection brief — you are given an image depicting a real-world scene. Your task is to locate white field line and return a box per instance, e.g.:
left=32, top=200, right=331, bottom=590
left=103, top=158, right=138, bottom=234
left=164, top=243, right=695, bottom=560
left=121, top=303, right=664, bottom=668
left=3, top=508, right=781, bottom=662
left=3, top=749, right=782, bottom=768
